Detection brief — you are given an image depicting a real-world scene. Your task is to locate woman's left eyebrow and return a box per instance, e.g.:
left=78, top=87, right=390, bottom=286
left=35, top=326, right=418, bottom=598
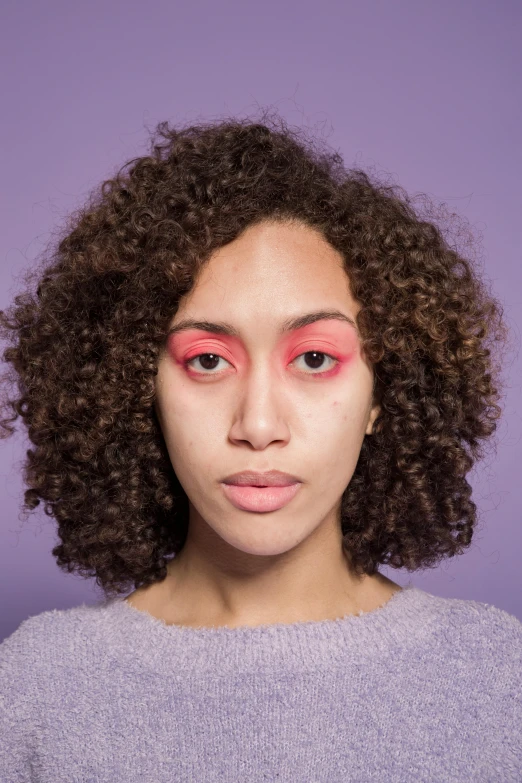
left=167, top=309, right=358, bottom=338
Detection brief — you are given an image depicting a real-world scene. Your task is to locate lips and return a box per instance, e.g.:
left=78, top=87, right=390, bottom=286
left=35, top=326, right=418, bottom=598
left=221, top=469, right=301, bottom=487
left=221, top=482, right=302, bottom=512
left=221, top=470, right=303, bottom=511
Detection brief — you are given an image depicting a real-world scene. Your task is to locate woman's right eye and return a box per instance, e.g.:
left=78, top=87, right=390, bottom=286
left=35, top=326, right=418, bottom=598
left=185, top=353, right=229, bottom=373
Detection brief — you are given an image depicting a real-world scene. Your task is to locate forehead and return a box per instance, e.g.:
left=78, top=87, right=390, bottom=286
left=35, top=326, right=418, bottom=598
left=170, top=220, right=359, bottom=337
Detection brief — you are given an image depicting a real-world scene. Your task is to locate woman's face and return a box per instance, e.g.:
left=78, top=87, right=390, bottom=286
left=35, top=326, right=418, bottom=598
left=155, top=219, right=379, bottom=558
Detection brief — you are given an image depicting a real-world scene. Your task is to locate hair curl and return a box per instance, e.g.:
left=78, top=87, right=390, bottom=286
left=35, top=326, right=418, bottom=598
left=0, top=111, right=508, bottom=598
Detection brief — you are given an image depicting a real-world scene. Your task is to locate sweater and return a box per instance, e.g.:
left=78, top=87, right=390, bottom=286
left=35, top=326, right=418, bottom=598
left=0, top=584, right=521, bottom=782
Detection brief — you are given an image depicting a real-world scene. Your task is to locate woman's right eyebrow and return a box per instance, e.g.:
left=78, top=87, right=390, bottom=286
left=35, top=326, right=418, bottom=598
left=167, top=309, right=358, bottom=339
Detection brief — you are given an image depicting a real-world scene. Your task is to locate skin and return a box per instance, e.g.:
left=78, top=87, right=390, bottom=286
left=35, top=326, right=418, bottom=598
left=126, top=219, right=402, bottom=628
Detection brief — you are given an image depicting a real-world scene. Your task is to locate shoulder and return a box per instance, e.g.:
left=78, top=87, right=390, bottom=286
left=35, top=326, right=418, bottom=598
left=2, top=600, right=100, bottom=647
left=437, top=592, right=522, bottom=646
left=0, top=600, right=113, bottom=689
left=409, top=586, right=521, bottom=637
left=0, top=605, right=83, bottom=738
left=420, top=588, right=522, bottom=643
left=0, top=602, right=119, bottom=775
left=420, top=590, right=522, bottom=691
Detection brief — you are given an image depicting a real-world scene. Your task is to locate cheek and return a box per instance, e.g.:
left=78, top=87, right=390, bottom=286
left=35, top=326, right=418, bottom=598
left=323, top=396, right=371, bottom=469
left=154, top=371, right=197, bottom=453
left=303, top=376, right=372, bottom=444
left=155, top=367, right=229, bottom=454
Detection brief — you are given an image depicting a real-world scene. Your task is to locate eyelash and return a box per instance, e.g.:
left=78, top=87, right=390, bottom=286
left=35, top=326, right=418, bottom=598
left=184, top=351, right=339, bottom=376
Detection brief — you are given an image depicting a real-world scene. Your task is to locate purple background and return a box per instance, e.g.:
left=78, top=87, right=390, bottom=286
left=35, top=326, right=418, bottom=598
left=1, top=1, right=521, bottom=641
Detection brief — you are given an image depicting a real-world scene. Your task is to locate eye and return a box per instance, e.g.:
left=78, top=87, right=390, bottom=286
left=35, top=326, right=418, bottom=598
left=185, top=351, right=338, bottom=375
left=185, top=353, right=230, bottom=373
left=292, top=351, right=338, bottom=374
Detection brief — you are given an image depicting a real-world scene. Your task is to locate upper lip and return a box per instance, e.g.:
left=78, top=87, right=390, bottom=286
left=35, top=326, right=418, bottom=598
left=222, top=470, right=301, bottom=487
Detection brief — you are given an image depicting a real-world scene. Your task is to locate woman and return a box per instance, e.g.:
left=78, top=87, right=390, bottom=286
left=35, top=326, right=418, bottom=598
left=0, top=114, right=520, bottom=781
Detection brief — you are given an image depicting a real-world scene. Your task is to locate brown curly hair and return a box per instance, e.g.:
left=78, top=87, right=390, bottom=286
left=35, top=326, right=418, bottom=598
left=0, top=111, right=508, bottom=599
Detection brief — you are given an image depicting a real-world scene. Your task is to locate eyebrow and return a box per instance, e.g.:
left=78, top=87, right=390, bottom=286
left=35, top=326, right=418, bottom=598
left=167, top=309, right=358, bottom=339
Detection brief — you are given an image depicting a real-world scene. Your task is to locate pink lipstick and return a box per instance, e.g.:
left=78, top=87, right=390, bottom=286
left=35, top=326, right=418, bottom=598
left=221, top=482, right=301, bottom=512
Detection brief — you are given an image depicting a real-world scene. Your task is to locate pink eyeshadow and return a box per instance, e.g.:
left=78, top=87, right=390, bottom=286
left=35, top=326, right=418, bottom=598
left=167, top=320, right=359, bottom=375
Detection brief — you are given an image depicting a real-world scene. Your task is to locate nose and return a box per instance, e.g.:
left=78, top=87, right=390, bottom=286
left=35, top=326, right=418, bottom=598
left=227, top=363, right=292, bottom=450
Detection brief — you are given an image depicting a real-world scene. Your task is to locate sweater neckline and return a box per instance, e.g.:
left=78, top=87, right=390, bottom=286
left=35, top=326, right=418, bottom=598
left=116, top=582, right=409, bottom=634
left=95, top=584, right=436, bottom=675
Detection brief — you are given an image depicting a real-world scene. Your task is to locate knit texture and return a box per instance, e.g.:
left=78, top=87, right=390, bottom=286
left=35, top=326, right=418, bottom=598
left=1, top=584, right=521, bottom=782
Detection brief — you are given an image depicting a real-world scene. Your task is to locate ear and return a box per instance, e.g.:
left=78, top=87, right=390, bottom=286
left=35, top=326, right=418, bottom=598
left=365, top=402, right=381, bottom=436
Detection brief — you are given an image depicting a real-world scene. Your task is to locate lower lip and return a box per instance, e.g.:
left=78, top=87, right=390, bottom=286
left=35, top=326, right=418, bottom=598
left=221, top=482, right=302, bottom=512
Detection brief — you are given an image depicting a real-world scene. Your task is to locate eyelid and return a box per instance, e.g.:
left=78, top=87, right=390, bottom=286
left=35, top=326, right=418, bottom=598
left=183, top=338, right=341, bottom=361
left=288, top=339, right=341, bottom=358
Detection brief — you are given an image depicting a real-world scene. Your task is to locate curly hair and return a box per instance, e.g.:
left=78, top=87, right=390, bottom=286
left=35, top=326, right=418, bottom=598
left=0, top=111, right=508, bottom=599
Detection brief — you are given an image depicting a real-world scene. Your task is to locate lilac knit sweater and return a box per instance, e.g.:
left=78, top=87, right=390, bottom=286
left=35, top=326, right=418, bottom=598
left=0, top=584, right=521, bottom=782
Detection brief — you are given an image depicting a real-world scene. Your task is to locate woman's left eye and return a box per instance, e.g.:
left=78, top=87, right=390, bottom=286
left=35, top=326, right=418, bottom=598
left=292, top=351, right=338, bottom=373
left=186, top=351, right=338, bottom=374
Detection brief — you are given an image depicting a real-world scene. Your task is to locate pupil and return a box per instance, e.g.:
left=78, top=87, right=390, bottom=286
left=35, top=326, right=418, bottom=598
left=200, top=353, right=220, bottom=370
left=305, top=351, right=324, bottom=369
